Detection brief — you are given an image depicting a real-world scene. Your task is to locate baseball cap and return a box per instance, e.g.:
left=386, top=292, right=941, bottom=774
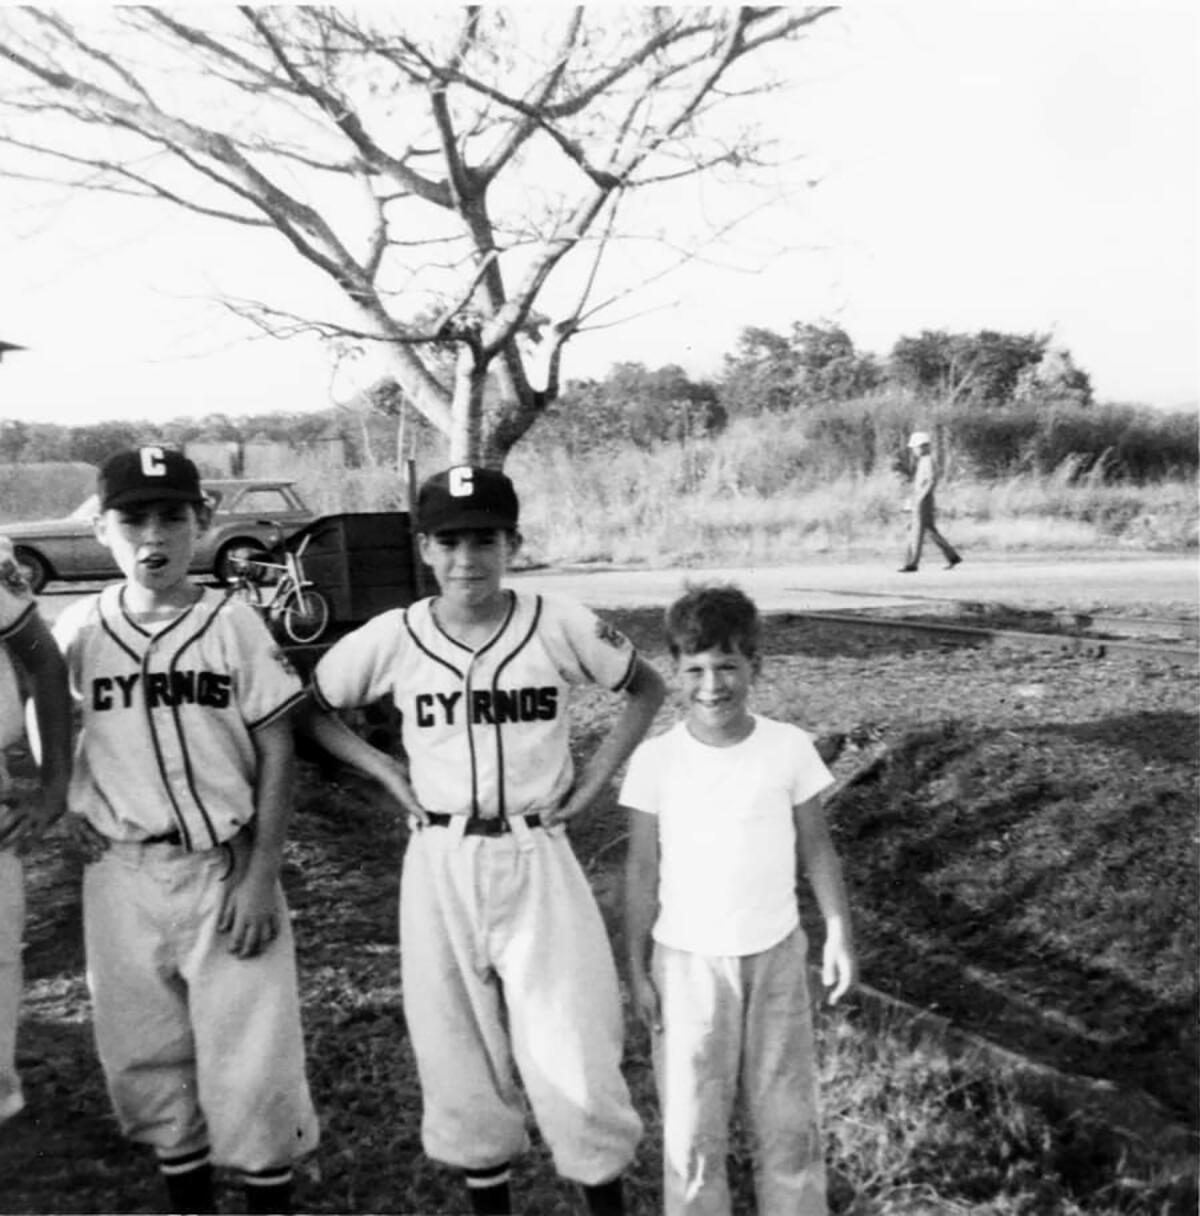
left=98, top=446, right=205, bottom=510
left=908, top=431, right=932, bottom=448
left=416, top=465, right=519, bottom=533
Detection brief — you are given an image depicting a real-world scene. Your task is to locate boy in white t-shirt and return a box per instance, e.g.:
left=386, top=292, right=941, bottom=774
left=621, top=584, right=855, bottom=1216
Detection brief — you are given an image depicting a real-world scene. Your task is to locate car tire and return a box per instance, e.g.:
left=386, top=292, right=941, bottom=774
left=12, top=547, right=50, bottom=594
left=215, top=541, right=270, bottom=586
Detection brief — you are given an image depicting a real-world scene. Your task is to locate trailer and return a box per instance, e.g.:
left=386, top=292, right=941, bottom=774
left=260, top=510, right=431, bottom=675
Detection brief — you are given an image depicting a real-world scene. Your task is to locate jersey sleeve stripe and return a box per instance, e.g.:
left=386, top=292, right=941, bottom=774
left=0, top=598, right=35, bottom=641
left=612, top=648, right=638, bottom=693
left=247, top=687, right=307, bottom=733
left=308, top=676, right=337, bottom=713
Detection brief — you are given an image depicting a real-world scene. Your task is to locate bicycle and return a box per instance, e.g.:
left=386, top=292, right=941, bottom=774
left=227, top=531, right=332, bottom=645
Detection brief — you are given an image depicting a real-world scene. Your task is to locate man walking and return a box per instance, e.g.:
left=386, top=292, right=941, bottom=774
left=899, top=431, right=962, bottom=572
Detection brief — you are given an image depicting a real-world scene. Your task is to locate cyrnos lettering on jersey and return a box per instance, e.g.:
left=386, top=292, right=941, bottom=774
left=416, top=690, right=463, bottom=727
left=90, top=669, right=232, bottom=711
left=414, top=685, right=558, bottom=727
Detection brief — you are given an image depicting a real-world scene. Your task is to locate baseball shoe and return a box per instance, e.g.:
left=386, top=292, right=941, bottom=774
left=945, top=556, right=962, bottom=569
left=898, top=564, right=918, bottom=573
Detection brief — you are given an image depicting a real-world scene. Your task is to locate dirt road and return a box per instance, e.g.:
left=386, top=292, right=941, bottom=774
left=510, top=554, right=1198, bottom=615
left=33, top=553, right=1197, bottom=622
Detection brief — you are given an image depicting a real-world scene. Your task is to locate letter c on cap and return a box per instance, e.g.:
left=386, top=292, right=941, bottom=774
left=449, top=467, right=474, bottom=498
left=140, top=446, right=167, bottom=478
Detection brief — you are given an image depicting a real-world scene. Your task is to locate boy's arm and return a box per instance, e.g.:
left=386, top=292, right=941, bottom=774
left=295, top=700, right=428, bottom=824
left=545, top=656, right=665, bottom=827
left=794, top=794, right=856, bottom=1004
left=623, top=806, right=662, bottom=1032
left=218, top=714, right=295, bottom=959
left=7, top=610, right=71, bottom=845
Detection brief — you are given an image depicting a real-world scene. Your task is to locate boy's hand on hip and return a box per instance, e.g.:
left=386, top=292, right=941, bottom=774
left=380, top=763, right=428, bottom=826
left=16, top=788, right=68, bottom=852
left=543, top=780, right=597, bottom=827
left=0, top=799, right=25, bottom=849
left=64, top=815, right=110, bottom=865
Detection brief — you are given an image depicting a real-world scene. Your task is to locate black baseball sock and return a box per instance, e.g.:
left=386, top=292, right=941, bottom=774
left=240, top=1165, right=293, bottom=1215
left=464, top=1162, right=512, bottom=1215
left=158, top=1147, right=215, bottom=1214
left=582, top=1175, right=625, bottom=1216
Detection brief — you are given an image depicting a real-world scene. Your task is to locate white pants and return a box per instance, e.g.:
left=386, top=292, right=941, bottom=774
left=0, top=849, right=24, bottom=1122
left=401, top=824, right=642, bottom=1184
left=84, top=842, right=319, bottom=1170
left=653, top=928, right=827, bottom=1216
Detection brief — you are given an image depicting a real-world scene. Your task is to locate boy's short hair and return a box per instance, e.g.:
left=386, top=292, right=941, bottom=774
left=664, top=583, right=761, bottom=661
left=98, top=446, right=204, bottom=511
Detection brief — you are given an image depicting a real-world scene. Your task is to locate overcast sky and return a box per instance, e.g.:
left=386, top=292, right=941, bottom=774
left=0, top=0, right=1195, bottom=426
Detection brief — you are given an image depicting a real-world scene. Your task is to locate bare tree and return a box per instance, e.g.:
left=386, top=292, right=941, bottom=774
left=0, top=6, right=835, bottom=465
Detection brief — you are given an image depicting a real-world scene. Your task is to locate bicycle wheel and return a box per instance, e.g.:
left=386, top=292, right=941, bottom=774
left=280, top=587, right=331, bottom=644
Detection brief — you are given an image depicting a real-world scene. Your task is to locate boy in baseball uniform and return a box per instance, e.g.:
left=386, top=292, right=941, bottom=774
left=622, top=584, right=855, bottom=1216
left=0, top=536, right=70, bottom=1125
left=53, top=447, right=318, bottom=1214
left=301, top=465, right=665, bottom=1216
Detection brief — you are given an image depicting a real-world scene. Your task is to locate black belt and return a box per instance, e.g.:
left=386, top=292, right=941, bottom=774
left=425, top=813, right=542, bottom=837
left=141, top=829, right=184, bottom=846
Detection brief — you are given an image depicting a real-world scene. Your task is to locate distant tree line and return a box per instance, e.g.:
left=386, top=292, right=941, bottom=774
left=0, top=409, right=413, bottom=471
left=535, top=323, right=1194, bottom=483
left=2, top=323, right=1194, bottom=484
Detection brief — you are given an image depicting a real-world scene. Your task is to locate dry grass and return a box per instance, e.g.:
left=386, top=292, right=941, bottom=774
left=2, top=442, right=1195, bottom=567
left=504, top=445, right=1197, bottom=568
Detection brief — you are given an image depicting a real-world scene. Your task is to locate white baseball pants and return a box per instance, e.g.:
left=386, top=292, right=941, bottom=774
left=652, top=927, right=827, bottom=1216
left=400, top=825, right=642, bottom=1184
left=83, top=842, right=319, bottom=1171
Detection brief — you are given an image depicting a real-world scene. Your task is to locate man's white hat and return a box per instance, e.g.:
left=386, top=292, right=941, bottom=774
left=908, top=431, right=932, bottom=448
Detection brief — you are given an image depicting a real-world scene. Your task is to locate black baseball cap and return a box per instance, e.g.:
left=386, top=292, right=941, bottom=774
left=416, top=465, right=519, bottom=533
left=98, top=446, right=205, bottom=510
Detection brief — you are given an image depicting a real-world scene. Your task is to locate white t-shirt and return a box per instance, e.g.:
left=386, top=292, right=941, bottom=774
left=619, top=715, right=834, bottom=956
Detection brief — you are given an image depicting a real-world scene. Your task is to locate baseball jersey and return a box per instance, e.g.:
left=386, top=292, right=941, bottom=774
left=54, top=585, right=305, bottom=850
left=620, top=716, right=834, bottom=955
left=311, top=590, right=637, bottom=820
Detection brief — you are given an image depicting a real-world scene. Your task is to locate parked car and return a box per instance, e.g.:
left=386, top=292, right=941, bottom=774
left=3, top=479, right=316, bottom=592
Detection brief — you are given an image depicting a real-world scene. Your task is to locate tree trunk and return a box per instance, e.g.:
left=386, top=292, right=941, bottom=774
left=449, top=349, right=488, bottom=466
